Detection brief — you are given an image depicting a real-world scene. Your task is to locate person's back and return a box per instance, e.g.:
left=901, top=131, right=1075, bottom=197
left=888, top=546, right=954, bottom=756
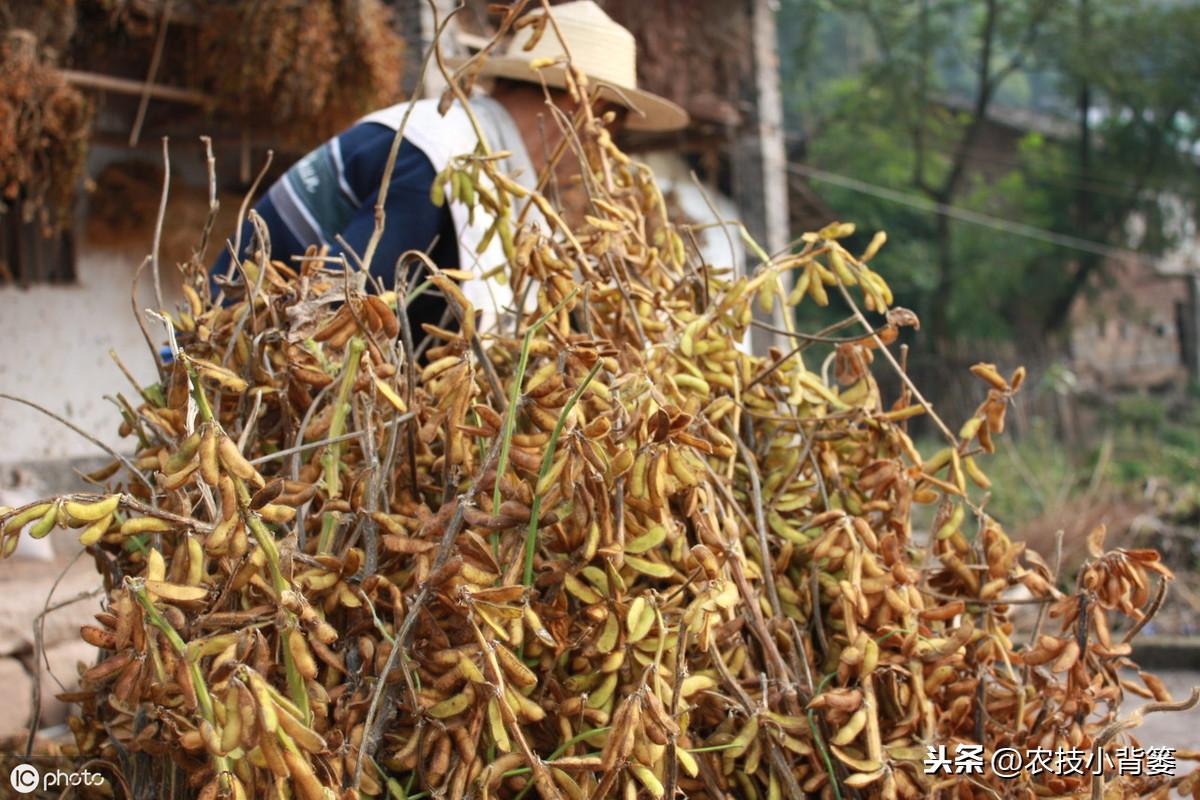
left=210, top=93, right=546, bottom=336
left=210, top=118, right=458, bottom=289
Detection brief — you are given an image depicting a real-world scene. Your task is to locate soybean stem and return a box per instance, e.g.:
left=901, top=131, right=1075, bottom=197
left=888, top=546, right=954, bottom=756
left=523, top=360, right=602, bottom=587
left=318, top=337, right=366, bottom=553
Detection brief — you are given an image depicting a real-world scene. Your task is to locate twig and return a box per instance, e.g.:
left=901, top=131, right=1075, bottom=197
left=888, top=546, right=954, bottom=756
left=218, top=210, right=273, bottom=390
left=736, top=438, right=783, bottom=620
left=1029, top=530, right=1064, bottom=647
left=227, top=150, right=274, bottom=286
left=355, top=393, right=382, bottom=576
left=359, top=2, right=463, bottom=276
left=353, top=436, right=504, bottom=792
left=290, top=379, right=338, bottom=479
left=192, top=136, right=220, bottom=271
left=1090, top=688, right=1200, bottom=800
left=663, top=623, right=687, bottom=800
left=810, top=562, right=827, bottom=656
left=130, top=256, right=163, bottom=376
left=150, top=137, right=170, bottom=312
left=1121, top=577, right=1167, bottom=644
left=749, top=316, right=884, bottom=345
left=832, top=276, right=958, bottom=447
left=470, top=618, right=566, bottom=800
left=249, top=427, right=401, bottom=466
left=108, top=348, right=155, bottom=406
left=393, top=260, right=421, bottom=501
left=689, top=170, right=738, bottom=275
left=26, top=551, right=97, bottom=756
left=129, top=0, right=172, bottom=147
left=708, top=641, right=806, bottom=800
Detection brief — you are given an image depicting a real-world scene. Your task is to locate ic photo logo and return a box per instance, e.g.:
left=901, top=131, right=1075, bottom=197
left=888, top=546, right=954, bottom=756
left=9, top=763, right=39, bottom=794
left=6, top=761, right=104, bottom=794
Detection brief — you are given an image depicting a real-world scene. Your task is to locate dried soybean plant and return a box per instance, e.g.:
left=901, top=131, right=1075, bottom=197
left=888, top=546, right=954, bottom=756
left=0, top=26, right=91, bottom=234
left=190, top=0, right=406, bottom=145
left=3, top=14, right=1200, bottom=800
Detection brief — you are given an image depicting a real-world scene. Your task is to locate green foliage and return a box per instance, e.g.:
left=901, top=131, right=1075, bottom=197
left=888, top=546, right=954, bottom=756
left=969, top=395, right=1200, bottom=531
left=1102, top=395, right=1200, bottom=487
left=779, top=0, right=1200, bottom=345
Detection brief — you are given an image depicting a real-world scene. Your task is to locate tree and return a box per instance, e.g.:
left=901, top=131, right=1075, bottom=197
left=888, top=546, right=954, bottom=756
left=1035, top=0, right=1200, bottom=332
left=779, top=0, right=1200, bottom=351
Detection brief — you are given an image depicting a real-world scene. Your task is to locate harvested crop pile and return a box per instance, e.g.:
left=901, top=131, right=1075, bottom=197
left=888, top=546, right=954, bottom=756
left=191, top=0, right=405, bottom=145
left=2, top=62, right=1199, bottom=800
left=0, top=27, right=91, bottom=233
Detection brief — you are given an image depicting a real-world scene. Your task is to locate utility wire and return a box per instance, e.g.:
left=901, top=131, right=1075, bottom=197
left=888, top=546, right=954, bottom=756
left=788, top=162, right=1163, bottom=269
left=783, top=130, right=1200, bottom=201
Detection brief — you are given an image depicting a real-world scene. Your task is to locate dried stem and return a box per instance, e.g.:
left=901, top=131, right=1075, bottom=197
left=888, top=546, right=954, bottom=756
left=150, top=137, right=170, bottom=312
left=832, top=276, right=958, bottom=447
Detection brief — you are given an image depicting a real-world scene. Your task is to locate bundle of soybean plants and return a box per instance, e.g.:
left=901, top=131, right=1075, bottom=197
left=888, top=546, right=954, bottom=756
left=2, top=50, right=1199, bottom=800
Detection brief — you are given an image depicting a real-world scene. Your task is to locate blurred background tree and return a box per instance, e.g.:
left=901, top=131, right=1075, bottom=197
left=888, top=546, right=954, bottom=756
left=779, top=0, right=1200, bottom=353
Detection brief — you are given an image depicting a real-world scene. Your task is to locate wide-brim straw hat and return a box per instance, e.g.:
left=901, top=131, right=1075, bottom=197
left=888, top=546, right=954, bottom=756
left=447, top=1, right=689, bottom=132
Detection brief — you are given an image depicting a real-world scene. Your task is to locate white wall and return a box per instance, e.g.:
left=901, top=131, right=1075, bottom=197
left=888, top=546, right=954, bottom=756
left=0, top=248, right=176, bottom=464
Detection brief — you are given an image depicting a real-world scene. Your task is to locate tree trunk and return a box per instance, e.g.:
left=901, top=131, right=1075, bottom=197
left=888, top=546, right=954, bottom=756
left=1043, top=0, right=1099, bottom=335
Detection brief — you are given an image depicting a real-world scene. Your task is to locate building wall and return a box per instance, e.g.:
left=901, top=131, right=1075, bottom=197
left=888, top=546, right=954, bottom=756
left=0, top=137, right=243, bottom=468
left=0, top=247, right=176, bottom=465
left=1068, top=258, right=1188, bottom=390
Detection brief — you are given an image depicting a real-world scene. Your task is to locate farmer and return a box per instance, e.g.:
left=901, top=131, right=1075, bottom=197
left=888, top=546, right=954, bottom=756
left=211, top=0, right=686, bottom=332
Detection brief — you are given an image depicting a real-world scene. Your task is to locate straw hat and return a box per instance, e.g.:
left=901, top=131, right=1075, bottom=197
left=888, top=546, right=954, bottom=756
left=449, top=1, right=689, bottom=132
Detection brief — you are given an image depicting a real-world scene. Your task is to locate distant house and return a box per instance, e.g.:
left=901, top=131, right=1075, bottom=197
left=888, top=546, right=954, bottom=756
left=942, top=98, right=1197, bottom=391
left=1068, top=255, right=1193, bottom=390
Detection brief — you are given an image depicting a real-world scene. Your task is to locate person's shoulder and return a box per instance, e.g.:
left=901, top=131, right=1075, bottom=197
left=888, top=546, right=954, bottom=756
left=357, top=97, right=450, bottom=131
left=337, top=118, right=399, bottom=154
left=337, top=119, right=437, bottom=193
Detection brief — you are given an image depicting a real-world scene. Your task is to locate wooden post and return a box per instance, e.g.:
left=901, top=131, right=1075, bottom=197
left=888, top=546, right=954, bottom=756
left=732, top=0, right=790, bottom=351
left=1184, top=272, right=1200, bottom=382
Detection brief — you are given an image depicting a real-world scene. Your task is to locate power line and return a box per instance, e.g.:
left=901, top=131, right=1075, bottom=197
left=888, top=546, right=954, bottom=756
left=783, top=129, right=1200, bottom=201
left=788, top=162, right=1163, bottom=268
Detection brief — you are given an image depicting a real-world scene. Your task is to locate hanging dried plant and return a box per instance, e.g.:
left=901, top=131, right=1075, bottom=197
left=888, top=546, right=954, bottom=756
left=192, top=0, right=405, bottom=147
left=0, top=28, right=92, bottom=233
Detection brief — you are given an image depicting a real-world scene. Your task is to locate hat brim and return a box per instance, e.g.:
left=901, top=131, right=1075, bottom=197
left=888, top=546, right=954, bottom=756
left=446, top=55, right=689, bottom=133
